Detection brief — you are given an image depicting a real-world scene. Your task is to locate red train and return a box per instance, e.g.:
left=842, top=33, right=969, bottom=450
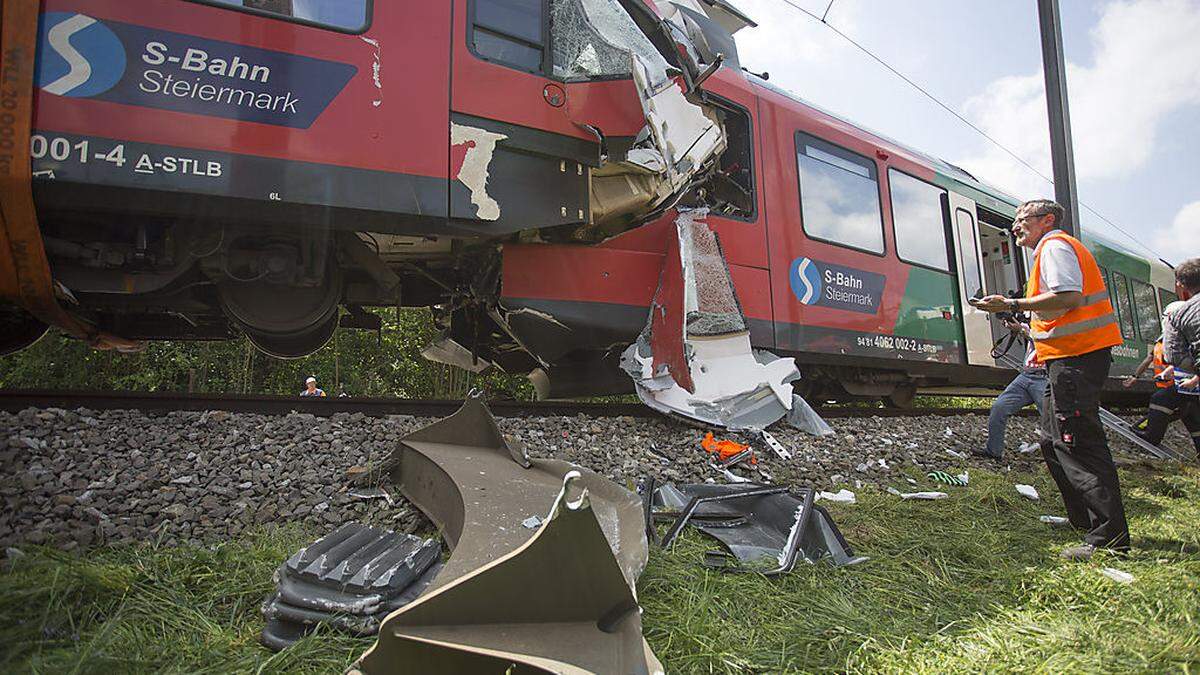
left=2, top=0, right=1174, bottom=401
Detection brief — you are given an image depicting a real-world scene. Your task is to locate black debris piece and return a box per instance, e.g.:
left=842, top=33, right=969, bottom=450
left=653, top=483, right=867, bottom=574
left=261, top=522, right=442, bottom=651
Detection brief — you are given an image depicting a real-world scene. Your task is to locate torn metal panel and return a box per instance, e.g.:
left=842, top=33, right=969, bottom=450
left=621, top=211, right=805, bottom=429
left=632, top=57, right=725, bottom=193
left=654, top=483, right=867, bottom=573
left=352, top=395, right=660, bottom=674
left=420, top=335, right=493, bottom=374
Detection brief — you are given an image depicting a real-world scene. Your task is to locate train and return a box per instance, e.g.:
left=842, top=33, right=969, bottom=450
left=1, top=0, right=1176, bottom=403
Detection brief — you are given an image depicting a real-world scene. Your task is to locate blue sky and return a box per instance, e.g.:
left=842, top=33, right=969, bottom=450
left=730, top=0, right=1200, bottom=264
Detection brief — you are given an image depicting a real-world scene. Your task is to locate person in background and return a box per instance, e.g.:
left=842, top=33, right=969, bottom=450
left=976, top=318, right=1046, bottom=459
left=974, top=199, right=1127, bottom=561
left=1162, top=257, right=1200, bottom=392
left=300, top=376, right=327, bottom=397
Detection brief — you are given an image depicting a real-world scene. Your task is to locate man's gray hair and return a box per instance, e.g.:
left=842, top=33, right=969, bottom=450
left=1176, top=257, right=1200, bottom=293
left=1019, top=199, right=1066, bottom=229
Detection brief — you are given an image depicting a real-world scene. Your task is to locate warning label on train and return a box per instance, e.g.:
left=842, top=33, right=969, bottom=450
left=35, top=12, right=356, bottom=128
left=789, top=257, right=886, bottom=314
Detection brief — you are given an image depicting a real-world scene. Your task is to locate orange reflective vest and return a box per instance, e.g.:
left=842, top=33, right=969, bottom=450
left=1152, top=341, right=1171, bottom=388
left=1026, top=231, right=1123, bottom=360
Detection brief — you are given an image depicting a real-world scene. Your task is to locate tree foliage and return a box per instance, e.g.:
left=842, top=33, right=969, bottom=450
left=0, top=309, right=534, bottom=400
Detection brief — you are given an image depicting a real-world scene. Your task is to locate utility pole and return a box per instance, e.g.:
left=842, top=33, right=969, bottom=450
left=1037, top=0, right=1079, bottom=237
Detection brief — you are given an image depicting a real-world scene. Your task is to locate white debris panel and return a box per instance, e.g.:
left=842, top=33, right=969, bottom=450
left=621, top=209, right=828, bottom=432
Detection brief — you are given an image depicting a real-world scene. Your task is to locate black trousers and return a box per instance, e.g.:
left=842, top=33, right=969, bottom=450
left=1142, top=386, right=1200, bottom=452
left=1039, top=348, right=1130, bottom=550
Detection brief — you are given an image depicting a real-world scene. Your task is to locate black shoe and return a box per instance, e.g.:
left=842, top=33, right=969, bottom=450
left=971, top=448, right=1001, bottom=460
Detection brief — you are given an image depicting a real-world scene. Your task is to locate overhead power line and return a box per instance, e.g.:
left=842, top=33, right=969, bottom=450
left=769, top=0, right=1165, bottom=261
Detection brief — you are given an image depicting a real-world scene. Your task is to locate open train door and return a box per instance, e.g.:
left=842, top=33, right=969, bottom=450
left=946, top=191, right=995, bottom=366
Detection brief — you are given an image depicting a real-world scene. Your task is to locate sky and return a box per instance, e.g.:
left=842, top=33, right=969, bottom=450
left=729, top=0, right=1200, bottom=264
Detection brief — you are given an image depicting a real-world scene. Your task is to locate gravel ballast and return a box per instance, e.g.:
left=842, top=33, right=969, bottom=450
left=1, top=404, right=1194, bottom=551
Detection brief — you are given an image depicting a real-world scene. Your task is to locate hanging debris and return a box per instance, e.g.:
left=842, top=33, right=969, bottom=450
left=621, top=209, right=827, bottom=433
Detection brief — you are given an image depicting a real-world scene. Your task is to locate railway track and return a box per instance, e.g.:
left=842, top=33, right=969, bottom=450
left=0, top=389, right=1023, bottom=419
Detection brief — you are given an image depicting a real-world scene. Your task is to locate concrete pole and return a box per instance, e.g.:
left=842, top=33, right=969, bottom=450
left=1037, top=0, right=1079, bottom=237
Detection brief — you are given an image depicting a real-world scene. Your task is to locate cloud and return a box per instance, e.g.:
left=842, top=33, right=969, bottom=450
left=955, top=0, right=1200, bottom=200
left=1153, top=201, right=1200, bottom=265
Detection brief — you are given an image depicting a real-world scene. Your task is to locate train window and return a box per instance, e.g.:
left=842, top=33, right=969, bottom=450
left=1160, top=287, right=1179, bottom=311
left=202, top=0, right=371, bottom=32
left=888, top=169, right=948, bottom=271
left=955, top=208, right=983, bottom=297
left=1131, top=280, right=1161, bottom=341
left=795, top=133, right=884, bottom=255
left=472, top=0, right=547, bottom=72
left=1111, top=271, right=1136, bottom=340
left=550, top=0, right=670, bottom=82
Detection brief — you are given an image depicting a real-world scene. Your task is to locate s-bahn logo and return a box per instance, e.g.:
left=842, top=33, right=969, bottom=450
left=36, top=13, right=127, bottom=98
left=789, top=257, right=885, bottom=315
left=33, top=12, right=356, bottom=129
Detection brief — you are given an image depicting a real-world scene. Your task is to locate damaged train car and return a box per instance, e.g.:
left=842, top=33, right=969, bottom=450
left=2, top=0, right=1177, bottom=407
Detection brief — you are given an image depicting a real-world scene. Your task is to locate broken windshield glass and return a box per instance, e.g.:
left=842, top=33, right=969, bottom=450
left=551, top=0, right=670, bottom=85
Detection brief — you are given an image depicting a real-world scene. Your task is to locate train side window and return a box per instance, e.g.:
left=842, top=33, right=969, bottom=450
left=955, top=208, right=983, bottom=297
left=1131, top=280, right=1161, bottom=341
left=472, top=0, right=547, bottom=72
left=1159, top=287, right=1179, bottom=311
left=795, top=133, right=884, bottom=255
left=201, top=0, right=371, bottom=32
left=550, top=0, right=670, bottom=81
left=1111, top=271, right=1136, bottom=340
left=888, top=169, right=948, bottom=271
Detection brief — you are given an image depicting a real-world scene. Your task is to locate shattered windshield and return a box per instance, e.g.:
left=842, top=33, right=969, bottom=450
left=551, top=0, right=671, bottom=84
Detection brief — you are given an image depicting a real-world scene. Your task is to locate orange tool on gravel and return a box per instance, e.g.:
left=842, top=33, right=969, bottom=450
left=701, top=432, right=755, bottom=464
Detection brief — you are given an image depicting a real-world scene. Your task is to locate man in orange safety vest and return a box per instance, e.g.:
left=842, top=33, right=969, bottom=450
left=974, top=199, right=1128, bottom=560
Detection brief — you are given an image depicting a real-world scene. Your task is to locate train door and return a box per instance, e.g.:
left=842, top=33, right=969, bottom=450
left=947, top=192, right=993, bottom=366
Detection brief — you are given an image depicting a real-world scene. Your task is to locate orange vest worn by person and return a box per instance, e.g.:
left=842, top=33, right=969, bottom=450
left=1026, top=231, right=1123, bottom=360
left=1152, top=341, right=1171, bottom=388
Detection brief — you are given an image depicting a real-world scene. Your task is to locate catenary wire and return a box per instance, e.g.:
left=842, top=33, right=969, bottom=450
left=769, top=0, right=1166, bottom=261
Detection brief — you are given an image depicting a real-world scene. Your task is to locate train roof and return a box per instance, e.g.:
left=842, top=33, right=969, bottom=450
left=743, top=73, right=1170, bottom=273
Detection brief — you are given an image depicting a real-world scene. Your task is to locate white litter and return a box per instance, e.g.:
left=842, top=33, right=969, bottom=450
left=1015, top=484, right=1040, bottom=500
left=1018, top=441, right=1040, bottom=454
left=1100, top=567, right=1135, bottom=584
left=888, top=487, right=948, bottom=500
left=878, top=458, right=890, bottom=469
left=1039, top=515, right=1070, bottom=525
left=945, top=449, right=967, bottom=459
left=348, top=487, right=396, bottom=507
left=944, top=427, right=954, bottom=437
left=956, top=471, right=970, bottom=485
left=817, top=489, right=857, bottom=504
left=521, top=515, right=543, bottom=529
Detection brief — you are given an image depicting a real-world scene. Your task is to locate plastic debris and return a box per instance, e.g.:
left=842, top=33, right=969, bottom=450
left=816, top=489, right=857, bottom=504
left=521, top=515, right=543, bottom=529
left=927, top=470, right=967, bottom=487
left=944, top=427, right=954, bottom=437
left=348, top=487, right=396, bottom=506
left=702, top=432, right=751, bottom=462
left=887, top=487, right=949, bottom=500
left=1018, top=441, right=1040, bottom=454
left=945, top=449, right=967, bottom=459
left=1100, top=567, right=1135, bottom=584
left=1015, top=484, right=1040, bottom=500
left=1039, top=515, right=1070, bottom=525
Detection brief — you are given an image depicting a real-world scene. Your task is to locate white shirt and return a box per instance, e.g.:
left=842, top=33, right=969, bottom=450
left=1032, top=234, right=1083, bottom=322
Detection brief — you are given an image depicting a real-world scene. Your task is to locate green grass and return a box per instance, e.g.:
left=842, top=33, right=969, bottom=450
left=3, top=465, right=1199, bottom=673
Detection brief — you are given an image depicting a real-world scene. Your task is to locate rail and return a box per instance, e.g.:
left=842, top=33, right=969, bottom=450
left=0, top=389, right=1031, bottom=419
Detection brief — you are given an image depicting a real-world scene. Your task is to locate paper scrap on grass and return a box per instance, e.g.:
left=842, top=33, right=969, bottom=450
left=817, top=489, right=856, bottom=504
left=1015, top=484, right=1040, bottom=500
left=1100, top=567, right=1135, bottom=584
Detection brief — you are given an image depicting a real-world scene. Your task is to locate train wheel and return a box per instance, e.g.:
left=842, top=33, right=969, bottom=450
left=0, top=306, right=49, bottom=356
left=244, top=312, right=339, bottom=359
left=218, top=267, right=342, bottom=359
left=883, top=384, right=917, bottom=409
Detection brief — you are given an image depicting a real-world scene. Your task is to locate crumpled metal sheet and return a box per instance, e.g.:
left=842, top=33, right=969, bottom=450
left=654, top=483, right=867, bottom=573
left=621, top=209, right=823, bottom=432
left=350, top=394, right=662, bottom=674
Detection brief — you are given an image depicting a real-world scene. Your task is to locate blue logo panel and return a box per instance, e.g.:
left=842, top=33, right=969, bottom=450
left=35, top=13, right=356, bottom=129
left=789, top=257, right=885, bottom=314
